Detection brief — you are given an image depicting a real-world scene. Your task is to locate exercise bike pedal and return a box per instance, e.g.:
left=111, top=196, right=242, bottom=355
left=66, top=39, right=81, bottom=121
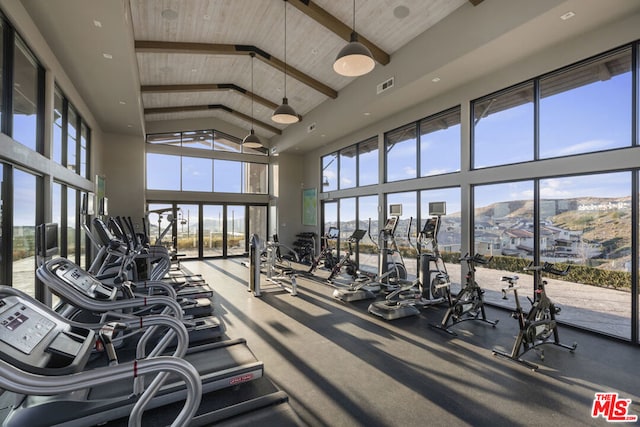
left=554, top=306, right=562, bottom=314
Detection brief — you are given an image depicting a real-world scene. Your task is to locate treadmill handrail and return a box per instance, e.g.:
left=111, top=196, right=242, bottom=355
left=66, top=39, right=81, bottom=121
left=37, top=258, right=184, bottom=321
left=0, top=356, right=201, bottom=427
left=0, top=286, right=201, bottom=427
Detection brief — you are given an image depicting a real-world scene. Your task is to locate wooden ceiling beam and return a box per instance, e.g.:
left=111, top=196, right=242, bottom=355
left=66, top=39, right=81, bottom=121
left=143, top=104, right=282, bottom=135
left=135, top=40, right=337, bottom=99
left=287, top=0, right=390, bottom=66
left=141, top=83, right=281, bottom=111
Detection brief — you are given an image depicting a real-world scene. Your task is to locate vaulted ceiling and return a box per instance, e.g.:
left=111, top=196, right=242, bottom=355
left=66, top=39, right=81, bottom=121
left=18, top=0, right=640, bottom=154
left=131, top=0, right=471, bottom=140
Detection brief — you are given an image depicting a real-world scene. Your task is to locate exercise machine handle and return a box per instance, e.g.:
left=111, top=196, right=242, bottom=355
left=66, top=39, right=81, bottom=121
left=543, top=262, right=570, bottom=276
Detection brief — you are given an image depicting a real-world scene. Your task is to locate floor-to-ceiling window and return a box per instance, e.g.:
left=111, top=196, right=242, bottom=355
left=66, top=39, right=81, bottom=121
left=146, top=203, right=174, bottom=247
left=539, top=47, right=631, bottom=159
left=358, top=195, right=379, bottom=273
left=322, top=200, right=338, bottom=245
left=12, top=36, right=41, bottom=152
left=386, top=191, right=417, bottom=277
left=420, top=106, right=461, bottom=176
left=147, top=201, right=264, bottom=259
left=420, top=187, right=462, bottom=292
left=0, top=13, right=92, bottom=305
left=358, top=138, right=378, bottom=187
left=468, top=44, right=636, bottom=341
left=226, top=205, right=245, bottom=256
left=473, top=83, right=534, bottom=169
left=473, top=181, right=535, bottom=309
left=145, top=130, right=268, bottom=259
left=12, top=169, right=37, bottom=297
left=538, top=172, right=632, bottom=338
left=66, top=187, right=77, bottom=264
left=386, top=124, right=417, bottom=183
left=176, top=203, right=199, bottom=258
left=52, top=182, right=62, bottom=252
left=203, top=204, right=224, bottom=257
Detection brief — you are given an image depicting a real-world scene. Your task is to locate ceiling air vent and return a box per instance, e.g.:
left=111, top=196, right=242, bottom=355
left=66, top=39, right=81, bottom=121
left=376, top=77, right=395, bottom=94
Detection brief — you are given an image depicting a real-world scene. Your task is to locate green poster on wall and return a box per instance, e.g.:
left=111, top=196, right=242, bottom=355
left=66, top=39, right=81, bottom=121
left=302, top=188, right=317, bottom=226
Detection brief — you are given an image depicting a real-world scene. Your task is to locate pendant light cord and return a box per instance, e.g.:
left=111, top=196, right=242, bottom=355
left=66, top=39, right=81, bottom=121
left=283, top=0, right=287, bottom=97
left=352, top=0, right=356, bottom=33
left=250, top=53, right=254, bottom=128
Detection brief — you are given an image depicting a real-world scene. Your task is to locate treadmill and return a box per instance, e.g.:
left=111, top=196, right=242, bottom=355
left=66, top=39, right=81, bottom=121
left=0, top=287, right=306, bottom=427
left=42, top=255, right=224, bottom=344
left=91, top=217, right=213, bottom=299
left=0, top=286, right=201, bottom=426
left=36, top=257, right=264, bottom=394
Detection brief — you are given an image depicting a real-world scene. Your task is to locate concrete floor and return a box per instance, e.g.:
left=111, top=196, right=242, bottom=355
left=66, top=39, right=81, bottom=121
left=182, top=259, right=640, bottom=427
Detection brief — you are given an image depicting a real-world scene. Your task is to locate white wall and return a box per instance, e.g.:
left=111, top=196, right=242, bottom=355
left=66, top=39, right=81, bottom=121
left=100, top=132, right=146, bottom=220
left=269, top=153, right=310, bottom=247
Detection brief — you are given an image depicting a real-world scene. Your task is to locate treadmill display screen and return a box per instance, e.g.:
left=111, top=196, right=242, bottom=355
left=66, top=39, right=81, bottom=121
left=0, top=302, right=56, bottom=354
left=4, top=312, right=28, bottom=331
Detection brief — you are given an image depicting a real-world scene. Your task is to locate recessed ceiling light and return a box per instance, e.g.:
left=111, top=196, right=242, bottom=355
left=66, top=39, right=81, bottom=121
left=203, top=14, right=211, bottom=21
left=127, top=124, right=133, bottom=128
left=393, top=5, right=410, bottom=19
left=432, top=77, right=441, bottom=83
left=363, top=112, right=371, bottom=116
left=191, top=68, right=197, bottom=72
left=93, top=20, right=102, bottom=28
left=119, top=101, right=126, bottom=105
left=311, top=48, right=319, bottom=55
left=161, top=9, right=178, bottom=20
left=102, top=53, right=113, bottom=59
left=560, top=11, right=575, bottom=20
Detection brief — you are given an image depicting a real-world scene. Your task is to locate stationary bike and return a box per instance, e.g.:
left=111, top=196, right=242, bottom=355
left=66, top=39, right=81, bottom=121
left=327, top=229, right=366, bottom=283
left=492, top=262, right=577, bottom=370
left=431, top=253, right=498, bottom=336
left=308, top=227, right=339, bottom=274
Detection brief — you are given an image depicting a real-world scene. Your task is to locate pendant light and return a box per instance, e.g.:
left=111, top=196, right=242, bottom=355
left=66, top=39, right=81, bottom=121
left=333, top=0, right=375, bottom=77
left=272, top=0, right=299, bottom=124
left=243, top=53, right=263, bottom=148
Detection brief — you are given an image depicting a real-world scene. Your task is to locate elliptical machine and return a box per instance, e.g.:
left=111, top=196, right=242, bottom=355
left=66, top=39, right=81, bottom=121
left=327, top=229, right=367, bottom=283
left=431, top=253, right=498, bottom=336
left=492, top=262, right=577, bottom=370
left=367, top=211, right=448, bottom=320
left=332, top=215, right=407, bottom=301
left=308, top=227, right=339, bottom=275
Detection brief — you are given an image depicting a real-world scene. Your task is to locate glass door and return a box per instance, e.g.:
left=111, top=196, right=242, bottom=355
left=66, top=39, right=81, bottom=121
left=176, top=204, right=199, bottom=258
left=226, top=205, right=246, bottom=256
left=203, top=205, right=223, bottom=257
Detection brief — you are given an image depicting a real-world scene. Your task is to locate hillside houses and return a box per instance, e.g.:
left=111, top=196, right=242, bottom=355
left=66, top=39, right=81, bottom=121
left=473, top=220, right=602, bottom=260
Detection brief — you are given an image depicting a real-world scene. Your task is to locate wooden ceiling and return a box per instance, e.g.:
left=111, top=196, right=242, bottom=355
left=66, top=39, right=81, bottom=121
left=131, top=0, right=480, bottom=139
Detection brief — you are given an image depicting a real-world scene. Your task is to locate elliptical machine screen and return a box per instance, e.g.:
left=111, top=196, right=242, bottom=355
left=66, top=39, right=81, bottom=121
left=54, top=261, right=115, bottom=300
left=383, top=216, right=399, bottom=234
left=422, top=217, right=439, bottom=239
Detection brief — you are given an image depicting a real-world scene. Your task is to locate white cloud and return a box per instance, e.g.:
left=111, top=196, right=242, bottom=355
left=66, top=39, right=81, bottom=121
left=544, top=139, right=615, bottom=157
